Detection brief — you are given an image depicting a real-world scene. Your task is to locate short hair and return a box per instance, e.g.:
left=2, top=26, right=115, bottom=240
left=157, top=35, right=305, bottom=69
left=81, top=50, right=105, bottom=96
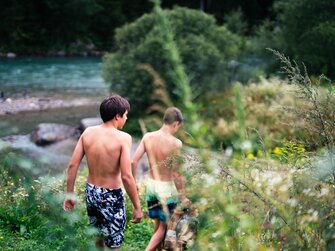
left=163, top=107, right=183, bottom=125
left=100, top=95, right=130, bottom=123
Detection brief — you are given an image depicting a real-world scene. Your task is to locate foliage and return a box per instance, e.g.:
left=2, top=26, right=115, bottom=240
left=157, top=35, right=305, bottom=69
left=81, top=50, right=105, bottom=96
left=270, top=49, right=335, bottom=154
left=146, top=2, right=335, bottom=249
left=185, top=149, right=335, bottom=250
left=122, top=182, right=153, bottom=251
left=275, top=0, right=335, bottom=78
left=1, top=0, right=335, bottom=249
left=250, top=0, right=335, bottom=79
left=102, top=6, right=241, bottom=114
left=0, top=0, right=100, bottom=54
left=224, top=7, right=248, bottom=36
left=198, top=75, right=335, bottom=156
left=246, top=19, right=282, bottom=74
left=0, top=0, right=154, bottom=53
left=0, top=0, right=276, bottom=54
left=0, top=148, right=152, bottom=250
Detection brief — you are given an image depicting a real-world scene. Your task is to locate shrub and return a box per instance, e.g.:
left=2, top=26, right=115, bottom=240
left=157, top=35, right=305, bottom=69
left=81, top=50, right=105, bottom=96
left=102, top=6, right=241, bottom=114
left=199, top=76, right=335, bottom=154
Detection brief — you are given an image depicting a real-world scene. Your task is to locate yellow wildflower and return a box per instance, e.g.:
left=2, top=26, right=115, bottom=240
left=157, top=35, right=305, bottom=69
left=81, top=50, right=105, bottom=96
left=273, top=147, right=281, bottom=155
left=247, top=153, right=254, bottom=159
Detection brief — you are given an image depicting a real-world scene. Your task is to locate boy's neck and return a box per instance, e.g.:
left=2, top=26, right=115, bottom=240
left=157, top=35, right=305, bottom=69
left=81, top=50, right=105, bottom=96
left=160, top=124, right=175, bottom=135
left=103, top=120, right=119, bottom=130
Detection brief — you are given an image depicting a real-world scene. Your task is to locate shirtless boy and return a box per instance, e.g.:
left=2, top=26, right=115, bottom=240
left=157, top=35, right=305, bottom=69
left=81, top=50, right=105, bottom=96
left=63, top=95, right=142, bottom=250
left=132, top=107, right=189, bottom=251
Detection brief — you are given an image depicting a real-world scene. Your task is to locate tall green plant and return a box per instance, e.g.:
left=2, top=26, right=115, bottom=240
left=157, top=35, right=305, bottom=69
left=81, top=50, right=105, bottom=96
left=151, top=0, right=217, bottom=148
left=232, top=82, right=246, bottom=142
left=145, top=1, right=335, bottom=250
left=151, top=0, right=195, bottom=121
left=102, top=4, right=240, bottom=114
left=269, top=49, right=335, bottom=181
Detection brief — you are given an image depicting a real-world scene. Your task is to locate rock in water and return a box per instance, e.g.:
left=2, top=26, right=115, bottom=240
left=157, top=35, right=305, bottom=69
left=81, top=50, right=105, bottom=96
left=31, top=123, right=79, bottom=146
left=79, top=117, right=102, bottom=132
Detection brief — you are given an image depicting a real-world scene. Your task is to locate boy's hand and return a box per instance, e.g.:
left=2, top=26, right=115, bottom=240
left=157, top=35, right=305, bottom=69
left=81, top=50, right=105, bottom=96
left=63, top=193, right=77, bottom=211
left=182, top=196, right=191, bottom=208
left=130, top=208, right=142, bottom=223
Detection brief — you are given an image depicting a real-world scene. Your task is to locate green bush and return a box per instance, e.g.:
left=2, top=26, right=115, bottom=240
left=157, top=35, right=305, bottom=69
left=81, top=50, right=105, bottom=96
left=0, top=149, right=152, bottom=250
left=102, top=6, right=241, bottom=113
left=249, top=0, right=335, bottom=79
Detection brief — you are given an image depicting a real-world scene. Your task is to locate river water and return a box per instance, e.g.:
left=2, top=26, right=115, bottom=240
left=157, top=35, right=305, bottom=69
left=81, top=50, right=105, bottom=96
left=0, top=57, right=108, bottom=136
left=0, top=57, right=148, bottom=176
left=0, top=57, right=106, bottom=97
left=0, top=57, right=109, bottom=174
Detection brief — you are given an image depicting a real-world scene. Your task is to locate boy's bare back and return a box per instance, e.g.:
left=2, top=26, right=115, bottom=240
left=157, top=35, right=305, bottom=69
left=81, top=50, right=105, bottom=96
left=141, top=130, right=182, bottom=181
left=82, top=124, right=132, bottom=189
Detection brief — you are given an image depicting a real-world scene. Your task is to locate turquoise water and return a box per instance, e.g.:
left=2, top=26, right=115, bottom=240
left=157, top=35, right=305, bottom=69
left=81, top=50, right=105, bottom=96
left=0, top=57, right=107, bottom=97
left=0, top=57, right=106, bottom=171
left=0, top=57, right=108, bottom=137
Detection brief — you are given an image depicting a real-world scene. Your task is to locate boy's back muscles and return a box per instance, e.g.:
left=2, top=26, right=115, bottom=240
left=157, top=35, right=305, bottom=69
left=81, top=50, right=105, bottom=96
left=82, top=126, right=131, bottom=189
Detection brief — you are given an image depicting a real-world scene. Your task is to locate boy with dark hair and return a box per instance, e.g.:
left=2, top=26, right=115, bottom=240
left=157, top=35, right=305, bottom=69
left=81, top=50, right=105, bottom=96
left=63, top=95, right=142, bottom=251
left=132, top=107, right=189, bottom=251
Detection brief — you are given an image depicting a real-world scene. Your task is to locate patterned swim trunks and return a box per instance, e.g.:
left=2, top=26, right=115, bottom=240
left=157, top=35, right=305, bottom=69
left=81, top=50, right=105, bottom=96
left=85, top=183, right=126, bottom=248
left=146, top=178, right=179, bottom=222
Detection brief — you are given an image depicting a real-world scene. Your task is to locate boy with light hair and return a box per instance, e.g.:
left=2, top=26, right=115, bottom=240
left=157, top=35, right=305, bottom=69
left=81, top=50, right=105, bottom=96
left=132, top=107, right=189, bottom=251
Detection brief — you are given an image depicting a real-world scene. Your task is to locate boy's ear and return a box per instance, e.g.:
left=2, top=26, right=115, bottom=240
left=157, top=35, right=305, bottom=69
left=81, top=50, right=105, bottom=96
left=115, top=114, right=120, bottom=120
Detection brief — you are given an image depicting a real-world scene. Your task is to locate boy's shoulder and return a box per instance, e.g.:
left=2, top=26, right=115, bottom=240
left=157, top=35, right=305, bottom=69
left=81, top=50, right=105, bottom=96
left=82, top=125, right=99, bottom=136
left=143, top=131, right=159, bottom=140
left=116, top=130, right=132, bottom=142
left=175, top=138, right=182, bottom=148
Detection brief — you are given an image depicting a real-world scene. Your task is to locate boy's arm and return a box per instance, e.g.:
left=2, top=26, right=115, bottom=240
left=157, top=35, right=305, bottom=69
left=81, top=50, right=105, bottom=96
left=131, top=136, right=146, bottom=181
left=121, top=134, right=142, bottom=223
left=63, top=135, right=85, bottom=211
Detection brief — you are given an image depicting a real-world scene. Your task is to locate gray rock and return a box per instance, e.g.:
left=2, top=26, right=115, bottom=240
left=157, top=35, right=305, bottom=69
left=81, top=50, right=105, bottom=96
left=55, top=51, right=66, bottom=57
left=31, top=123, right=79, bottom=146
left=79, top=117, right=102, bottom=131
left=7, top=52, right=16, bottom=58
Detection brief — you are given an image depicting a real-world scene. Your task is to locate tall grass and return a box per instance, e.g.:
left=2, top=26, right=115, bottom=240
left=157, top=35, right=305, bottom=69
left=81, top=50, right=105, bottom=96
left=151, top=0, right=335, bottom=249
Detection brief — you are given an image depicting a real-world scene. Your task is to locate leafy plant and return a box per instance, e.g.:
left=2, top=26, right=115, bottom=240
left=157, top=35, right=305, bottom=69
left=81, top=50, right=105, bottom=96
left=270, top=49, right=335, bottom=181
left=102, top=5, right=240, bottom=114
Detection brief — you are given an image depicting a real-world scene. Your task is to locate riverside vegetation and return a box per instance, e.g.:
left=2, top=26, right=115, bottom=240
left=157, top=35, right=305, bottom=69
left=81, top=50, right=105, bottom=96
left=1, top=65, right=335, bottom=250
left=1, top=1, right=335, bottom=251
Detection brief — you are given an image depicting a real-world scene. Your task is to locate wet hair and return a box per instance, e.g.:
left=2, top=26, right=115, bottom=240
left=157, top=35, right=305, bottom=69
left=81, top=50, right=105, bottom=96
left=163, top=107, right=183, bottom=125
left=99, top=95, right=130, bottom=123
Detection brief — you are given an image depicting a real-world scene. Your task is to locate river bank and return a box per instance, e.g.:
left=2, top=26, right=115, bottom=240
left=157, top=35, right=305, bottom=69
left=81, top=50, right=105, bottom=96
left=0, top=97, right=149, bottom=176
left=0, top=96, right=100, bottom=116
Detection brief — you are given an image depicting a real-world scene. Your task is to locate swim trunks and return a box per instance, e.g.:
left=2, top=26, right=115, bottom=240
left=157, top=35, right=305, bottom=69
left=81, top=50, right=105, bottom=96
left=85, top=183, right=126, bottom=248
left=146, top=178, right=179, bottom=221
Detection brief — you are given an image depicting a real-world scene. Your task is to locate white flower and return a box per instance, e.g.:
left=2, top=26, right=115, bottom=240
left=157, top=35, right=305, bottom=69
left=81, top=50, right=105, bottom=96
left=288, top=198, right=298, bottom=207
left=199, top=198, right=208, bottom=206
left=269, top=176, right=282, bottom=186
left=262, top=171, right=273, bottom=180
left=307, top=209, right=314, bottom=214
left=320, top=188, right=329, bottom=196
left=303, top=188, right=311, bottom=195
left=202, top=174, right=215, bottom=186
left=211, top=231, right=221, bottom=238
left=241, top=140, right=252, bottom=150
left=290, top=169, right=297, bottom=174
left=225, top=147, right=233, bottom=157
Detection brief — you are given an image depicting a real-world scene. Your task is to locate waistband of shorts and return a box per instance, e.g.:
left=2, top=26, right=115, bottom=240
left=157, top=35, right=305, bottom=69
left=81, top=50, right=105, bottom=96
left=147, top=178, right=176, bottom=186
left=86, top=182, right=122, bottom=193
